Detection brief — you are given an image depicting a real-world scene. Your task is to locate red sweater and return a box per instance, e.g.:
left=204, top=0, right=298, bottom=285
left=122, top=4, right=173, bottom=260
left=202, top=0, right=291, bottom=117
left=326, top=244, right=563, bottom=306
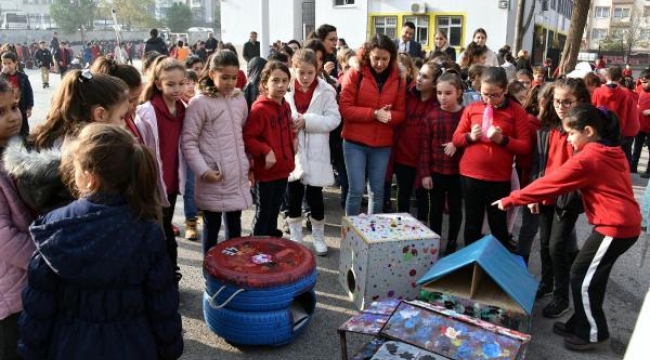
left=152, top=94, right=185, bottom=194
left=638, top=91, right=650, bottom=133
left=622, top=88, right=640, bottom=137
left=502, top=142, right=641, bottom=238
left=452, top=99, right=531, bottom=182
left=394, top=89, right=439, bottom=167
left=592, top=84, right=632, bottom=133
left=244, top=96, right=295, bottom=182
left=339, top=66, right=406, bottom=147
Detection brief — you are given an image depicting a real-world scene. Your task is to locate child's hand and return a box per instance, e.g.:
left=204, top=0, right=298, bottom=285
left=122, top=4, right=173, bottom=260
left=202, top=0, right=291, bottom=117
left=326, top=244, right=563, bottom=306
left=265, top=150, right=276, bottom=169
left=442, top=142, right=456, bottom=157
left=491, top=199, right=508, bottom=211
left=422, top=176, right=433, bottom=190
left=469, top=124, right=482, bottom=141
left=528, top=203, right=540, bottom=214
left=203, top=170, right=223, bottom=183
left=293, top=115, right=305, bottom=132
left=248, top=169, right=256, bottom=188
left=487, top=125, right=504, bottom=144
left=26, top=108, right=32, bottom=118
left=324, top=61, right=336, bottom=75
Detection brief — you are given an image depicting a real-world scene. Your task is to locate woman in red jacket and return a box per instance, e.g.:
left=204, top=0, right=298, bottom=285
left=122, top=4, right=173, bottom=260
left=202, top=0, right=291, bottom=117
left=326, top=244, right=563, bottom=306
left=495, top=104, right=640, bottom=351
left=452, top=67, right=530, bottom=248
left=339, top=34, right=405, bottom=215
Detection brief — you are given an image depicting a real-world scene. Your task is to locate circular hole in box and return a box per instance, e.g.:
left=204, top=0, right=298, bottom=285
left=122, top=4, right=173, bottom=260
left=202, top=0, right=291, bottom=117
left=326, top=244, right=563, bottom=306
left=346, top=269, right=356, bottom=294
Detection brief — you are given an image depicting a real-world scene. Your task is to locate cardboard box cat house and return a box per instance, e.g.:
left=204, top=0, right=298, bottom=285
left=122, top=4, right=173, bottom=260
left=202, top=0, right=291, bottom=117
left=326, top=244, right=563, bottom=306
left=416, top=235, right=537, bottom=333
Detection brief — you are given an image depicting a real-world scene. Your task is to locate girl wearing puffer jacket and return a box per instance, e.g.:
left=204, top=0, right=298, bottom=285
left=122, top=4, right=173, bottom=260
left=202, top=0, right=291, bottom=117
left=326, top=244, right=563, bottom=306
left=182, top=50, right=252, bottom=255
left=0, top=79, right=34, bottom=360
left=285, top=49, right=340, bottom=255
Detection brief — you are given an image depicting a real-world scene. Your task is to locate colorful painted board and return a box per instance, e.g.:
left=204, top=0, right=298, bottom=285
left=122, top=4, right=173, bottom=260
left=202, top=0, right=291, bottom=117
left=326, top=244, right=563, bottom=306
left=339, top=213, right=440, bottom=310
left=379, top=301, right=531, bottom=360
left=370, top=341, right=448, bottom=360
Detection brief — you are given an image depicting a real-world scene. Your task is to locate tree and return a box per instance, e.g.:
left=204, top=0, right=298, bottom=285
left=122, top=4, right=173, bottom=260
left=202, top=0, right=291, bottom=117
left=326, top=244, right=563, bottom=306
left=165, top=3, right=193, bottom=33
left=558, top=0, right=591, bottom=75
left=50, top=0, right=96, bottom=41
left=95, top=0, right=157, bottom=30
left=513, top=0, right=536, bottom=54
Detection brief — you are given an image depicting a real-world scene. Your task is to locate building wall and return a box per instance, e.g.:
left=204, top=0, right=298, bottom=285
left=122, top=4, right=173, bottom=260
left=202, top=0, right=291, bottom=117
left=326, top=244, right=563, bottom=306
left=315, top=0, right=369, bottom=49
left=221, top=0, right=305, bottom=45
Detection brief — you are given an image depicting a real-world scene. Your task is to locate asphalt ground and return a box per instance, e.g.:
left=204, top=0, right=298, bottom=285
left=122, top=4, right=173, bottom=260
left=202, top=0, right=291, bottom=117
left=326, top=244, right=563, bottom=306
left=26, top=61, right=650, bottom=360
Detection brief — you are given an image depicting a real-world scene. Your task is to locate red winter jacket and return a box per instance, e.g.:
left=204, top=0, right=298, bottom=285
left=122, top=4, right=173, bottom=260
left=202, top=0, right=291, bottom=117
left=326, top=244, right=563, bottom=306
left=243, top=96, right=295, bottom=182
left=591, top=84, right=632, bottom=134
left=639, top=91, right=650, bottom=133
left=339, top=66, right=406, bottom=147
left=452, top=99, right=531, bottom=182
left=502, top=142, right=641, bottom=238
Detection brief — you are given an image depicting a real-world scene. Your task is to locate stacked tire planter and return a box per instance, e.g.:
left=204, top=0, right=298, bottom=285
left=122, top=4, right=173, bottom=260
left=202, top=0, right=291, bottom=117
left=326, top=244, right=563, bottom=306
left=203, top=237, right=317, bottom=346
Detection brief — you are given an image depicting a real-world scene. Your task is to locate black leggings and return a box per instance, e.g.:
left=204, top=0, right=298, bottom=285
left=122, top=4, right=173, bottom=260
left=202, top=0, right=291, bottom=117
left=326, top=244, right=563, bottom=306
left=287, top=181, right=324, bottom=220
left=393, top=162, right=428, bottom=221
left=162, top=193, right=180, bottom=280
left=427, top=172, right=462, bottom=241
left=461, top=176, right=510, bottom=246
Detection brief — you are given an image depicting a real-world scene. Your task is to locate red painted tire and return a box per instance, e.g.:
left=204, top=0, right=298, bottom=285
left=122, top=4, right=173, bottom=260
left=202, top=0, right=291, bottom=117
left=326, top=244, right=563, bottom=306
left=204, top=236, right=316, bottom=289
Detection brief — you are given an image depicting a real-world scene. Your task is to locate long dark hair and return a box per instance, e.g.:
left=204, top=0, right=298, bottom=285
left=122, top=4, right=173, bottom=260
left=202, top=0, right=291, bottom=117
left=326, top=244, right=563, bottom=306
left=359, top=34, right=398, bottom=71
left=198, top=50, right=240, bottom=96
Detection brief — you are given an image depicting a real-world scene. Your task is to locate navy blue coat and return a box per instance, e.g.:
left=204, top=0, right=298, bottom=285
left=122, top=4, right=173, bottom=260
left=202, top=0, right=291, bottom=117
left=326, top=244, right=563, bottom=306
left=18, top=194, right=183, bottom=360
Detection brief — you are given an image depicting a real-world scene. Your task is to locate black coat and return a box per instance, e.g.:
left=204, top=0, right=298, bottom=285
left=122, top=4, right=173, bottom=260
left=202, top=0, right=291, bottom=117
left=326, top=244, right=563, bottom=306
left=144, top=37, right=169, bottom=56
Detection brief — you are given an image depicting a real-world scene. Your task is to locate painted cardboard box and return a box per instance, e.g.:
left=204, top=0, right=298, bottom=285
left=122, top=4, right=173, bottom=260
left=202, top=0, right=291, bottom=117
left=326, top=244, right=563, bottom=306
left=380, top=300, right=531, bottom=360
left=339, top=213, right=440, bottom=310
left=416, top=235, right=537, bottom=333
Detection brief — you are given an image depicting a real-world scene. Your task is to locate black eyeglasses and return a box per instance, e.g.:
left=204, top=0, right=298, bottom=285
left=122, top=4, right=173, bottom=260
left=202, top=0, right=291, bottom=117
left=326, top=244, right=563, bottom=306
left=481, top=92, right=503, bottom=99
left=553, top=98, right=575, bottom=109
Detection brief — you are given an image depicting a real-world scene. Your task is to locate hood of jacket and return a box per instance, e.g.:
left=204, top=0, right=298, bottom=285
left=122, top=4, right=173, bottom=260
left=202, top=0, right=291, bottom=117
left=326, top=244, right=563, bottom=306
left=2, top=136, right=72, bottom=213
left=29, top=194, right=158, bottom=286
left=586, top=141, right=628, bottom=171
left=600, top=84, right=628, bottom=103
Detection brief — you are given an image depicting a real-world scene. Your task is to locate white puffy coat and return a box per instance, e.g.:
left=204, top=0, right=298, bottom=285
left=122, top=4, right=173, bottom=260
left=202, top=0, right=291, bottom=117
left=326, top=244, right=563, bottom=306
left=285, top=78, right=341, bottom=187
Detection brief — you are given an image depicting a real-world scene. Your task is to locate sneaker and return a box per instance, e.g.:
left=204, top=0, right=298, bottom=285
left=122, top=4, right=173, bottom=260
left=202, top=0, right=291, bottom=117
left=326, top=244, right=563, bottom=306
left=536, top=283, right=553, bottom=299
left=184, top=219, right=199, bottom=241
left=543, top=298, right=569, bottom=318
left=553, top=321, right=572, bottom=337
left=564, top=333, right=608, bottom=351
left=641, top=172, right=650, bottom=178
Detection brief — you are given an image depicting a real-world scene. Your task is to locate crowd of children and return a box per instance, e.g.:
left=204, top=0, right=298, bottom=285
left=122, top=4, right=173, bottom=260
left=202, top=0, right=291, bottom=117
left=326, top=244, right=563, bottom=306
left=0, top=20, right=647, bottom=358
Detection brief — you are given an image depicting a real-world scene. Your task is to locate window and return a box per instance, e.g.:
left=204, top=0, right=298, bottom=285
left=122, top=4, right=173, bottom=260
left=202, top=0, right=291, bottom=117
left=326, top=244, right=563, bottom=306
left=591, top=28, right=608, bottom=40
left=551, top=0, right=556, bottom=10
left=436, top=16, right=463, bottom=47
left=645, top=6, right=650, bottom=17
left=594, top=6, right=610, bottom=19
left=373, top=16, right=397, bottom=39
left=403, top=16, right=429, bottom=46
left=611, top=28, right=626, bottom=40
left=334, top=0, right=354, bottom=6
left=612, top=7, right=631, bottom=19
left=640, top=29, right=650, bottom=42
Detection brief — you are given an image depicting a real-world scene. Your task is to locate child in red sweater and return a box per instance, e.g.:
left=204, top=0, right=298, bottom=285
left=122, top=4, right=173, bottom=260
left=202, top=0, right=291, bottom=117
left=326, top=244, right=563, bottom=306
left=244, top=61, right=296, bottom=236
left=452, top=67, right=531, bottom=249
left=634, top=69, right=650, bottom=176
left=495, top=104, right=640, bottom=351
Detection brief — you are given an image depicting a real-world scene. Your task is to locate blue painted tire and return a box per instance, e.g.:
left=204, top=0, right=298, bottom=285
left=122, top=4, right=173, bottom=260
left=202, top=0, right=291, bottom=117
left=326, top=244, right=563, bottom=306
left=202, top=289, right=316, bottom=346
left=205, top=269, right=317, bottom=311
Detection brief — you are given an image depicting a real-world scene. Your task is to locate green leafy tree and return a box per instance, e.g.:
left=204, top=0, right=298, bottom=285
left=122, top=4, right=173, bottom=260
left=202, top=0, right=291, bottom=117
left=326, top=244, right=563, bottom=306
left=50, top=0, right=96, bottom=39
left=165, top=3, right=193, bottom=32
left=95, top=0, right=157, bottom=30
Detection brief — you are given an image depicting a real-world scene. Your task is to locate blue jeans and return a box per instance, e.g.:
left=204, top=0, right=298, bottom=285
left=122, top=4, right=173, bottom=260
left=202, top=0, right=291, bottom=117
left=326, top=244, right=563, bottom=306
left=183, top=165, right=198, bottom=220
left=343, top=140, right=391, bottom=216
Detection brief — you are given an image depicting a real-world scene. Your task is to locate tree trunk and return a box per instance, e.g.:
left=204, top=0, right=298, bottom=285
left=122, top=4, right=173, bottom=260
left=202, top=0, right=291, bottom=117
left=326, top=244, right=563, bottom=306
left=560, top=0, right=592, bottom=74
left=514, top=0, right=536, bottom=54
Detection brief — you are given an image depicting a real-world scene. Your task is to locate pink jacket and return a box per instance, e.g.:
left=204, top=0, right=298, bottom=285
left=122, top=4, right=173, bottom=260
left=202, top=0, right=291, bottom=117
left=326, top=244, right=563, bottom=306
left=0, top=153, right=35, bottom=320
left=181, top=91, right=252, bottom=212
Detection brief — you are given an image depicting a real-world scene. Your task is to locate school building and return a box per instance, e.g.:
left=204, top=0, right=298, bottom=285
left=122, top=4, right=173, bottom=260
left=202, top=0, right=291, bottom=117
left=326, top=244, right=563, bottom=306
left=220, top=0, right=572, bottom=64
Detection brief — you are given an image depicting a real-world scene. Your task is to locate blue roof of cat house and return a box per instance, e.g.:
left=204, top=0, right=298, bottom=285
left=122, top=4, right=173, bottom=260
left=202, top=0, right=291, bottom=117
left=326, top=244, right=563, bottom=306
left=416, top=235, right=537, bottom=314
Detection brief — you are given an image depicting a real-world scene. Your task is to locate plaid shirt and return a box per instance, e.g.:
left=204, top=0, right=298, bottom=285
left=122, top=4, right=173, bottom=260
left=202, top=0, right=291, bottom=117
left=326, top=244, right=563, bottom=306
left=418, top=106, right=464, bottom=178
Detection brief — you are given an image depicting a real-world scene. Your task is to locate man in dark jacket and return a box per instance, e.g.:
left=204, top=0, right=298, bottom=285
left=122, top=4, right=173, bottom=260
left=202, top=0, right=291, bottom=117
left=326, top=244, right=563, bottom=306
left=242, top=31, right=261, bottom=63
left=53, top=42, right=73, bottom=79
left=393, top=22, right=422, bottom=58
left=34, top=41, right=53, bottom=88
left=205, top=31, right=218, bottom=56
left=143, top=28, right=169, bottom=56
